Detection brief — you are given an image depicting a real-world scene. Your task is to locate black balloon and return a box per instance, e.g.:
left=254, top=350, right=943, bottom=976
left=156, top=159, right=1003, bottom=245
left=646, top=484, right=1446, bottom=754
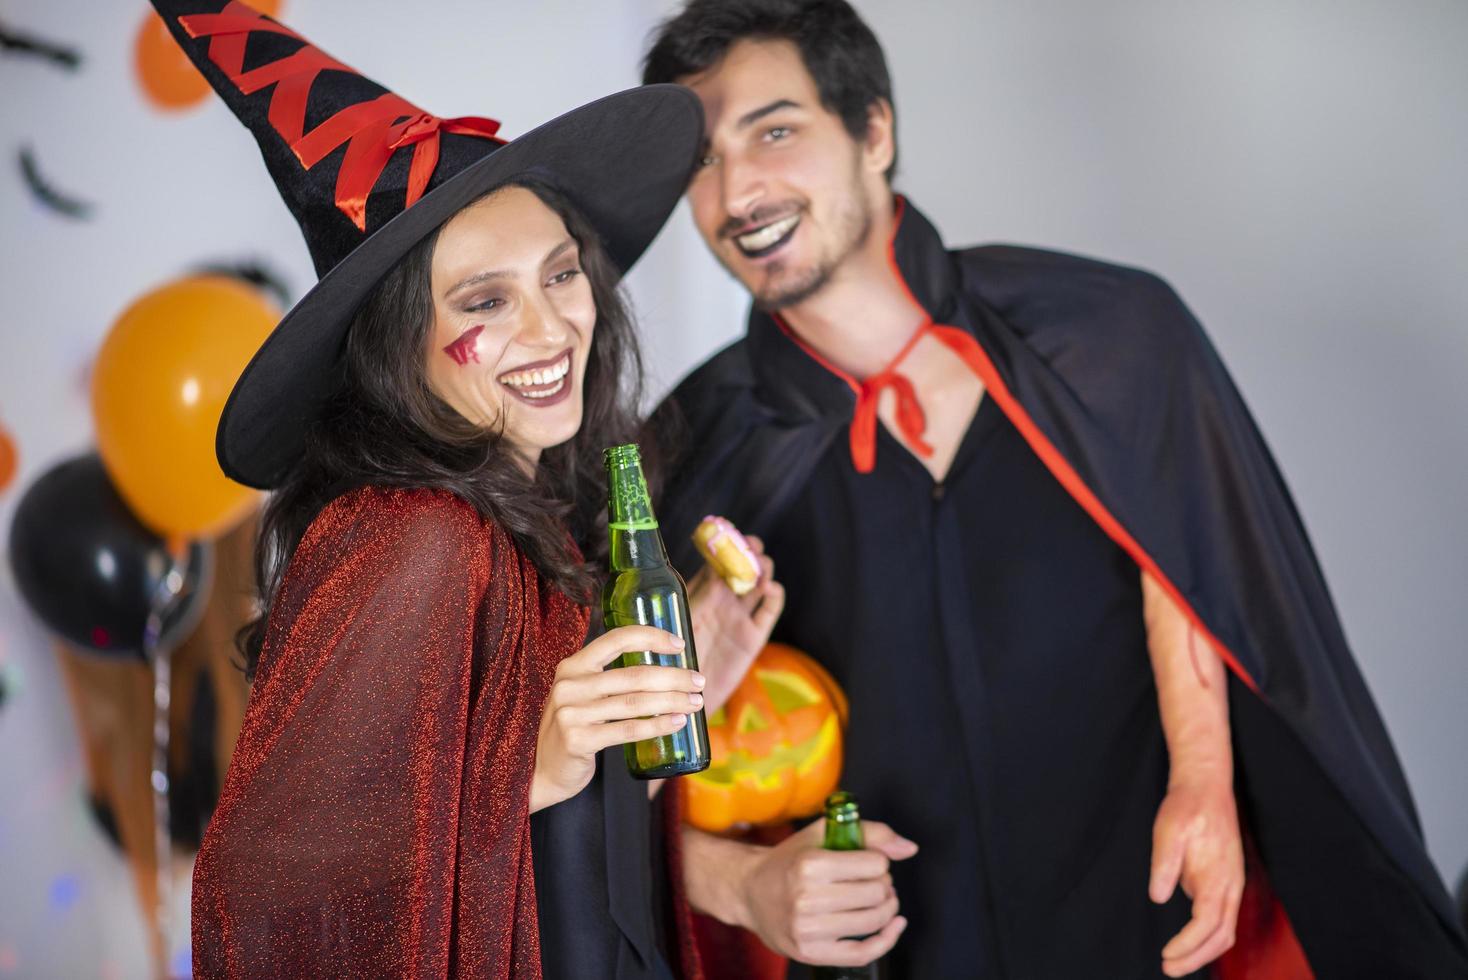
left=8, top=453, right=213, bottom=658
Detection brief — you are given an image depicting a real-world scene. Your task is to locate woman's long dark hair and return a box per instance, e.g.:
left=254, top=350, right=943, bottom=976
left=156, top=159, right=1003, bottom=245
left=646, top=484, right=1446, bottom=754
left=241, top=178, right=646, bottom=677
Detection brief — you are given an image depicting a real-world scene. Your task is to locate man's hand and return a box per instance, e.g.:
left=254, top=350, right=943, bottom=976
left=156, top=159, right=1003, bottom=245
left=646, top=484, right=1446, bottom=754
left=687, top=535, right=785, bottom=713
left=739, top=819, right=916, bottom=967
left=1143, top=568, right=1244, bottom=978
left=1149, top=777, right=1246, bottom=977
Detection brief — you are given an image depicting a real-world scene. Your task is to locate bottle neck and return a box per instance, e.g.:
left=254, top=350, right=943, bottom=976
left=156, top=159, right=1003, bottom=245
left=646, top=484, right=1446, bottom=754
left=609, top=526, right=669, bottom=571
left=605, top=451, right=666, bottom=571
left=823, top=814, right=864, bottom=851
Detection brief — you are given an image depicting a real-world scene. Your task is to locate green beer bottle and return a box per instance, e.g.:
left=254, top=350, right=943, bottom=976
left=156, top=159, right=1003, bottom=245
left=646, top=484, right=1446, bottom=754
left=812, top=791, right=884, bottom=980
left=602, top=443, right=711, bottom=779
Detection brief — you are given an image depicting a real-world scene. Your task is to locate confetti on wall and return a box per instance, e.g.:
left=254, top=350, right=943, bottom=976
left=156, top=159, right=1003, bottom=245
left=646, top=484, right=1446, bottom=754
left=0, top=22, right=81, bottom=71
left=18, top=147, right=94, bottom=220
left=47, top=874, right=81, bottom=912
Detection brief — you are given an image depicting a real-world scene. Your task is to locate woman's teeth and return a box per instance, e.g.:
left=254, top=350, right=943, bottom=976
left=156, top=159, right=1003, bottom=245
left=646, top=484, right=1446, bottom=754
left=736, top=214, right=799, bottom=253
left=516, top=378, right=565, bottom=399
left=500, top=353, right=570, bottom=391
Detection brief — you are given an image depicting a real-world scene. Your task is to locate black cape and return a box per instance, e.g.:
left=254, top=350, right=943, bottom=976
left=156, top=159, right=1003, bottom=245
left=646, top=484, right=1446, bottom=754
left=650, top=199, right=1467, bottom=977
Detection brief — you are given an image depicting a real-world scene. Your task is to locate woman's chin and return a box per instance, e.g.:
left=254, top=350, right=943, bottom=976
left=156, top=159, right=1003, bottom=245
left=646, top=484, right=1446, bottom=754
left=507, top=402, right=584, bottom=456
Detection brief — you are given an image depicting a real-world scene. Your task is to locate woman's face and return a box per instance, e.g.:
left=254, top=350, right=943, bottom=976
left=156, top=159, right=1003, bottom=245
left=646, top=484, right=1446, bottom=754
left=425, top=186, right=596, bottom=468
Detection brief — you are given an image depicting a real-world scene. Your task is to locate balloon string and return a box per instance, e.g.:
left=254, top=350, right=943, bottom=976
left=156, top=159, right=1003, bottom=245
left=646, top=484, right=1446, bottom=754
left=143, top=548, right=189, bottom=978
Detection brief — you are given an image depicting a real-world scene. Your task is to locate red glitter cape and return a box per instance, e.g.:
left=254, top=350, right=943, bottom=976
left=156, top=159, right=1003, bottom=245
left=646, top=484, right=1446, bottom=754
left=191, top=486, right=589, bottom=977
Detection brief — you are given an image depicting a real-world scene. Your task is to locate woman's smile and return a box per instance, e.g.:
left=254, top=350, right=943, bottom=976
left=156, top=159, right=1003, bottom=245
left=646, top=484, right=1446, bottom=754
left=497, top=347, right=574, bottom=406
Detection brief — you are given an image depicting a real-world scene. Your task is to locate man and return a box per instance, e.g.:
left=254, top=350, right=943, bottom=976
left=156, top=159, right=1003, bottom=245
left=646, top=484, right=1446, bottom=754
left=643, top=2, right=1468, bottom=978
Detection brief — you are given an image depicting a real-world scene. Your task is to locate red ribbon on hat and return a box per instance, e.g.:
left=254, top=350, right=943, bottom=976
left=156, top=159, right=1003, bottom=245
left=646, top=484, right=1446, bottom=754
left=290, top=98, right=502, bottom=230
left=179, top=1, right=504, bottom=232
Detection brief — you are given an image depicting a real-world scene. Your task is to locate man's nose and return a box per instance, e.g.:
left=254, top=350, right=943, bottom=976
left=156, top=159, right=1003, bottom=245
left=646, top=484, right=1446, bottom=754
left=720, top=154, right=766, bottom=227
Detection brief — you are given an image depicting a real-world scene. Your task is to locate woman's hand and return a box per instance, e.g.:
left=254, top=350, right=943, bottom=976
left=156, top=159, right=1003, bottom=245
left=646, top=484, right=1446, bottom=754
left=530, top=625, right=706, bottom=813
left=688, top=535, right=785, bottom=713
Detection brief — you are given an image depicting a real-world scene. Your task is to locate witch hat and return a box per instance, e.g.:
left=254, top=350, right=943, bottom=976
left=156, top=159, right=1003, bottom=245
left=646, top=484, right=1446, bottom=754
left=149, top=0, right=701, bottom=489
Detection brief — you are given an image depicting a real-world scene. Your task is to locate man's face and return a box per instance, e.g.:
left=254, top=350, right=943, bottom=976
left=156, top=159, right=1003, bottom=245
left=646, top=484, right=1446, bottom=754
left=681, top=39, right=875, bottom=311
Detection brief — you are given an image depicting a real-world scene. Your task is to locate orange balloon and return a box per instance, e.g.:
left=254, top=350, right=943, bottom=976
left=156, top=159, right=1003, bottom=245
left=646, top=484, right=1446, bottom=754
left=92, top=276, right=277, bottom=539
left=0, top=423, right=16, bottom=494
left=135, top=1, right=285, bottom=112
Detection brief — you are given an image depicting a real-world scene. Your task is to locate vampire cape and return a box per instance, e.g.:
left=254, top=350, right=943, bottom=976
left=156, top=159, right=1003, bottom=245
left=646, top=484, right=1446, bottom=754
left=651, top=199, right=1468, bottom=977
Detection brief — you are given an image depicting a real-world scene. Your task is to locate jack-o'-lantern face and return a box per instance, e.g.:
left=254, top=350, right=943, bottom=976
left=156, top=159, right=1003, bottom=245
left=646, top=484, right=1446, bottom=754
left=685, top=643, right=848, bottom=832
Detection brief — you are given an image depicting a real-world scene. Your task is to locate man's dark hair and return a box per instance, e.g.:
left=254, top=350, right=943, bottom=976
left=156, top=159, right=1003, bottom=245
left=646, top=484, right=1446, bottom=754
left=642, top=0, right=897, bottom=180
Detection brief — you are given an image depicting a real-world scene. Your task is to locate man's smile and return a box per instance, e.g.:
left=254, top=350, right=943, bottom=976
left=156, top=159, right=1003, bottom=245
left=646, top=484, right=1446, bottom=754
left=733, top=213, right=801, bottom=259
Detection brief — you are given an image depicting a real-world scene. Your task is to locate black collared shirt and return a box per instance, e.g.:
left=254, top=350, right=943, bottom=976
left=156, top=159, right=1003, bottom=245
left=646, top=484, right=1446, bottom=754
left=752, top=290, right=1193, bottom=976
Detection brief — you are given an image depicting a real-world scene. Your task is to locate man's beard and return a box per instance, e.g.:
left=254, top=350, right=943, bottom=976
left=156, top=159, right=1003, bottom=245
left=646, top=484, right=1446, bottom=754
left=750, top=189, right=872, bottom=313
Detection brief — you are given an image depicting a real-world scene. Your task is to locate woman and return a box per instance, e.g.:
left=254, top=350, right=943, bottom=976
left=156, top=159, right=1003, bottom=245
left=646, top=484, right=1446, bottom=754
left=150, top=2, right=782, bottom=977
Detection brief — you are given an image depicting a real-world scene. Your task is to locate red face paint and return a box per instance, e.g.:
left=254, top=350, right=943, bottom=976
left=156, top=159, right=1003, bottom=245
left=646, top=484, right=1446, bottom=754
left=443, top=325, right=484, bottom=366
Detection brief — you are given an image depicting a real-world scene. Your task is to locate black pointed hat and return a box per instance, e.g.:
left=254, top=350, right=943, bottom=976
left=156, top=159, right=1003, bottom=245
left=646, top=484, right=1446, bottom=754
left=150, top=0, right=701, bottom=489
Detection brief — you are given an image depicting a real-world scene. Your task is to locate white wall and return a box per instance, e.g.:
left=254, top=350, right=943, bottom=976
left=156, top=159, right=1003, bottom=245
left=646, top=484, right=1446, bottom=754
left=0, top=0, right=1462, bottom=974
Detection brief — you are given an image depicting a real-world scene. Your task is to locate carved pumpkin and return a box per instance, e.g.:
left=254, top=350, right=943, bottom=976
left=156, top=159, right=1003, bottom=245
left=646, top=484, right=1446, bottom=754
left=685, top=643, right=849, bottom=832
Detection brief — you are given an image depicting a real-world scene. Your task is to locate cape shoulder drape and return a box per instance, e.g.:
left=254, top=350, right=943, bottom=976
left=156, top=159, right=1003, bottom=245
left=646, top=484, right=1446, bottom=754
left=192, top=485, right=589, bottom=978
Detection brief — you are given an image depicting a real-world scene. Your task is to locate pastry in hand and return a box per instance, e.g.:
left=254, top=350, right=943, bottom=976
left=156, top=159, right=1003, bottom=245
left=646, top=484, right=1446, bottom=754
left=692, top=515, right=760, bottom=595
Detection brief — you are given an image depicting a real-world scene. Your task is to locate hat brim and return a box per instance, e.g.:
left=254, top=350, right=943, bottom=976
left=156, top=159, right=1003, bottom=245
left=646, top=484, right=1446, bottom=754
left=217, top=84, right=702, bottom=490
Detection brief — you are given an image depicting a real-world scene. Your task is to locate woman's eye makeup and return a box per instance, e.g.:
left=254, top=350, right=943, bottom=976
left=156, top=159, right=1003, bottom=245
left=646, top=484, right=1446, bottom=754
left=466, top=295, right=503, bottom=313
left=442, top=324, right=484, bottom=366
left=547, top=267, right=581, bottom=286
